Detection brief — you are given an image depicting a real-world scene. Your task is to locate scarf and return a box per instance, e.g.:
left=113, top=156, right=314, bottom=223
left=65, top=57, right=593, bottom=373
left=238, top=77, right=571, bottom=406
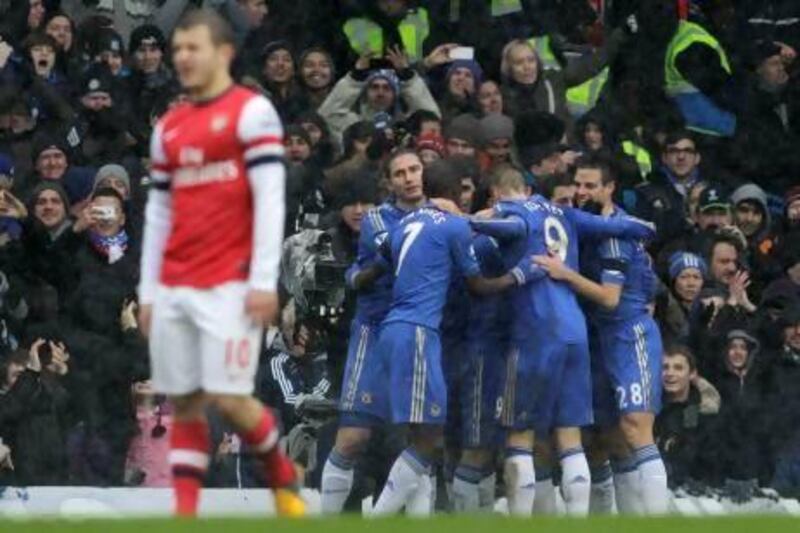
left=660, top=165, right=699, bottom=198
left=0, top=216, right=22, bottom=240
left=89, top=229, right=129, bottom=264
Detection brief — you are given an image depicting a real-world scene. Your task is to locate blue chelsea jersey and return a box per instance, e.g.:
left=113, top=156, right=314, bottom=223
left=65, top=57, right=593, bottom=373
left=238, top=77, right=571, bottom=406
left=383, top=207, right=481, bottom=331
left=493, top=196, right=587, bottom=343
left=580, top=208, right=658, bottom=323
left=347, top=201, right=407, bottom=324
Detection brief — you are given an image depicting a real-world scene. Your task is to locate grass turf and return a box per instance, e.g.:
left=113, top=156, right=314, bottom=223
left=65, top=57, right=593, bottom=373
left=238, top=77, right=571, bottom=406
left=1, top=516, right=798, bottom=533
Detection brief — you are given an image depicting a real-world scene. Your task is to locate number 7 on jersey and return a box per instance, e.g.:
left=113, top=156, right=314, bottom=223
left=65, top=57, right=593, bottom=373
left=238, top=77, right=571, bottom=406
left=396, top=222, right=424, bottom=275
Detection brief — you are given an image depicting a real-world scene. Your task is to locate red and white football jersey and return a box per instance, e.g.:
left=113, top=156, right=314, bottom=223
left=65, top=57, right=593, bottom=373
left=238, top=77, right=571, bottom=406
left=149, top=86, right=284, bottom=288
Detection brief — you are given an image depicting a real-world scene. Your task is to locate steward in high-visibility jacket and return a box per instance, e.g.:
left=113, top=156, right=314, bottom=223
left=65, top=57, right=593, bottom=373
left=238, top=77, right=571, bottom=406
left=343, top=7, right=430, bottom=63
left=663, top=20, right=736, bottom=137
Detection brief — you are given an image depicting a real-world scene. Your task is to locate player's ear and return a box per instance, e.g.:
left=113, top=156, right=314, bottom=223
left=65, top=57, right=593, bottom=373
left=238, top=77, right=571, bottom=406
left=219, top=42, right=236, bottom=64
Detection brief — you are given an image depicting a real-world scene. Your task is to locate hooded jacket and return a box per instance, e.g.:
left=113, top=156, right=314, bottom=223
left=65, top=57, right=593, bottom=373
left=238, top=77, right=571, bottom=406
left=707, top=329, right=772, bottom=483
left=731, top=183, right=771, bottom=243
left=731, top=182, right=782, bottom=285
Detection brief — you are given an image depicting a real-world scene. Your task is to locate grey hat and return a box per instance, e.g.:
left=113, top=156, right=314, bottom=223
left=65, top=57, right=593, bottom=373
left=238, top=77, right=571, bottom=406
left=94, top=164, right=130, bottom=194
left=445, top=114, right=481, bottom=146
left=480, top=113, right=514, bottom=145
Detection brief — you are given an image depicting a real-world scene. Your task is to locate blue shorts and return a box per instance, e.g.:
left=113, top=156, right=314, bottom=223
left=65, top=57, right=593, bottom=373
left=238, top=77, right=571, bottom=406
left=501, top=339, right=593, bottom=432
left=589, top=333, right=617, bottom=429
left=378, top=321, right=447, bottom=425
left=338, top=320, right=389, bottom=427
left=598, top=315, right=663, bottom=417
left=445, top=338, right=504, bottom=449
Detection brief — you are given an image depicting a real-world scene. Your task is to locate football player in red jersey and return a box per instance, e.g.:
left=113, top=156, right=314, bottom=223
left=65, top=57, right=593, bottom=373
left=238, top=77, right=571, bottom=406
left=137, top=9, right=304, bottom=517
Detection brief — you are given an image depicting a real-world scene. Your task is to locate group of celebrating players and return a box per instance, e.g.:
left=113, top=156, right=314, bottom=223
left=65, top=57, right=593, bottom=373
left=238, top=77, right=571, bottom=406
left=318, top=150, right=667, bottom=517
left=140, top=9, right=667, bottom=518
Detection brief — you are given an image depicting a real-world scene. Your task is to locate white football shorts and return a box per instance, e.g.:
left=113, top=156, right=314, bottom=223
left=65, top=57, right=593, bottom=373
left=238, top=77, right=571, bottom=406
left=149, top=281, right=262, bottom=396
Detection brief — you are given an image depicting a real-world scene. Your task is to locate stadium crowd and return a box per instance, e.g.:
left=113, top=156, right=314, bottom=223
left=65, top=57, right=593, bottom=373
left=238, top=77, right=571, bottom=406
left=0, top=0, right=799, bottom=508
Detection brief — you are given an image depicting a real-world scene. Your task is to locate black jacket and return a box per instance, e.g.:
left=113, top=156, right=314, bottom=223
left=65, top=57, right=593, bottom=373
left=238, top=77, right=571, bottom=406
left=707, top=342, right=773, bottom=484
left=655, top=382, right=720, bottom=487
left=60, top=241, right=148, bottom=483
left=0, top=369, right=72, bottom=485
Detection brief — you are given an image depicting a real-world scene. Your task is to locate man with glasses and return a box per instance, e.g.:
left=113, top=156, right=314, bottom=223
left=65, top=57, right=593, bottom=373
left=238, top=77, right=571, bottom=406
left=633, top=130, right=704, bottom=248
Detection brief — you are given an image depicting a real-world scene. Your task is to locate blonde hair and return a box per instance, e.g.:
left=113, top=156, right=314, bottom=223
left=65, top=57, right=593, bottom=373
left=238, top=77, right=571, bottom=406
left=488, top=164, right=526, bottom=194
left=500, top=39, right=539, bottom=81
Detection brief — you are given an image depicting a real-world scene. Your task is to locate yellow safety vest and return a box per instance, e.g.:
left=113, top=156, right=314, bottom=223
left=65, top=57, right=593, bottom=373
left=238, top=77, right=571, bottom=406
left=565, top=67, right=609, bottom=117
left=343, top=8, right=430, bottom=63
left=491, top=0, right=522, bottom=16
left=621, top=140, right=653, bottom=179
left=664, top=20, right=731, bottom=96
left=528, top=34, right=561, bottom=71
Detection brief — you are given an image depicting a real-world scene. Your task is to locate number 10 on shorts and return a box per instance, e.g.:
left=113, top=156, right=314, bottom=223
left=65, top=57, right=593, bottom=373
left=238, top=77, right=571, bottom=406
left=225, top=338, right=252, bottom=376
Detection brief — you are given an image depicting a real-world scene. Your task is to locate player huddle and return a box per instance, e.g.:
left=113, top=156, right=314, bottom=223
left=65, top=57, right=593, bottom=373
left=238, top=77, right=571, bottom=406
left=141, top=9, right=666, bottom=518
left=319, top=150, right=669, bottom=516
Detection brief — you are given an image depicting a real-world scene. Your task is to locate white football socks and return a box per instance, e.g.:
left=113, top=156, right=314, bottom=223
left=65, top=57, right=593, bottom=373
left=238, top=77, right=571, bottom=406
left=320, top=450, right=354, bottom=514
left=634, top=444, right=669, bottom=515
left=453, top=464, right=482, bottom=512
left=589, top=461, right=615, bottom=514
left=372, top=448, right=431, bottom=515
left=504, top=448, right=535, bottom=516
left=612, top=456, right=642, bottom=515
left=478, top=471, right=496, bottom=511
left=559, top=447, right=591, bottom=516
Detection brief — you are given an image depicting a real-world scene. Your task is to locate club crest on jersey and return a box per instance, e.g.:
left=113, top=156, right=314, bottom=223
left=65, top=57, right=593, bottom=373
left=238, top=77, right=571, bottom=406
left=179, top=147, right=205, bottom=166
left=211, top=114, right=229, bottom=133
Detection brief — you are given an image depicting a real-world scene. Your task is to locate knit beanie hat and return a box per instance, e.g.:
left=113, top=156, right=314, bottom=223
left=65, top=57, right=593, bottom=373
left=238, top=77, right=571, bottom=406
left=260, top=40, right=293, bottom=62
left=480, top=113, right=514, bottom=145
left=445, top=59, right=484, bottom=86
left=129, top=24, right=166, bottom=53
left=32, top=134, right=69, bottom=164
left=366, top=69, right=400, bottom=96
left=94, top=164, right=130, bottom=194
left=668, top=251, right=708, bottom=282
left=445, top=114, right=481, bottom=145
left=29, top=181, right=71, bottom=212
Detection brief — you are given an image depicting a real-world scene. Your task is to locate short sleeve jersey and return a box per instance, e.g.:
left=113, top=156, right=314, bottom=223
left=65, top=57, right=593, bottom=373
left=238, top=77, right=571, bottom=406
left=383, top=207, right=480, bottom=330
left=494, top=196, right=587, bottom=343
left=150, top=85, right=284, bottom=288
left=349, top=201, right=407, bottom=324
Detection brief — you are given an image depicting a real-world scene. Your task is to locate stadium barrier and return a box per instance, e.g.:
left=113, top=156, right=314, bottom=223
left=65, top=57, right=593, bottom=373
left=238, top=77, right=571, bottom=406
left=1, top=487, right=798, bottom=518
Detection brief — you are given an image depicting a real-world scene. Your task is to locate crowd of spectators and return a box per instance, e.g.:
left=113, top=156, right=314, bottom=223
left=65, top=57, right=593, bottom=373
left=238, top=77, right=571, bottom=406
left=0, top=0, right=799, bottom=502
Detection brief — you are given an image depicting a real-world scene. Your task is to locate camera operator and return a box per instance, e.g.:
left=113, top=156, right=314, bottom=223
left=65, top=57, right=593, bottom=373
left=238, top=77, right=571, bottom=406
left=259, top=299, right=333, bottom=432
left=280, top=171, right=378, bottom=387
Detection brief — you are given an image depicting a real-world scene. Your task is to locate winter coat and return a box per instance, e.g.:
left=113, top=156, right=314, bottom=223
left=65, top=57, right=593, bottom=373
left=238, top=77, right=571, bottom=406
left=764, top=344, right=800, bottom=496
left=22, top=220, right=84, bottom=307
left=0, top=369, right=71, bottom=485
left=764, top=345, right=800, bottom=454
left=61, top=240, right=148, bottom=484
left=318, top=69, right=440, bottom=146
left=730, top=183, right=783, bottom=286
left=633, top=167, right=692, bottom=252
left=501, top=29, right=625, bottom=131
left=655, top=378, right=721, bottom=487
left=707, top=331, right=773, bottom=484
left=733, top=79, right=800, bottom=195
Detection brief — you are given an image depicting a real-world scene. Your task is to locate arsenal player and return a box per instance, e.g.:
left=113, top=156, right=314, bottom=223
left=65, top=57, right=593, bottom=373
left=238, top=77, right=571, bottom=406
left=137, top=9, right=304, bottom=517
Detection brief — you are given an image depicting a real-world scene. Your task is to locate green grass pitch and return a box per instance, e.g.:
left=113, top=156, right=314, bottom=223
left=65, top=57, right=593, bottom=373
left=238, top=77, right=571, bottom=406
left=1, top=516, right=798, bottom=533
